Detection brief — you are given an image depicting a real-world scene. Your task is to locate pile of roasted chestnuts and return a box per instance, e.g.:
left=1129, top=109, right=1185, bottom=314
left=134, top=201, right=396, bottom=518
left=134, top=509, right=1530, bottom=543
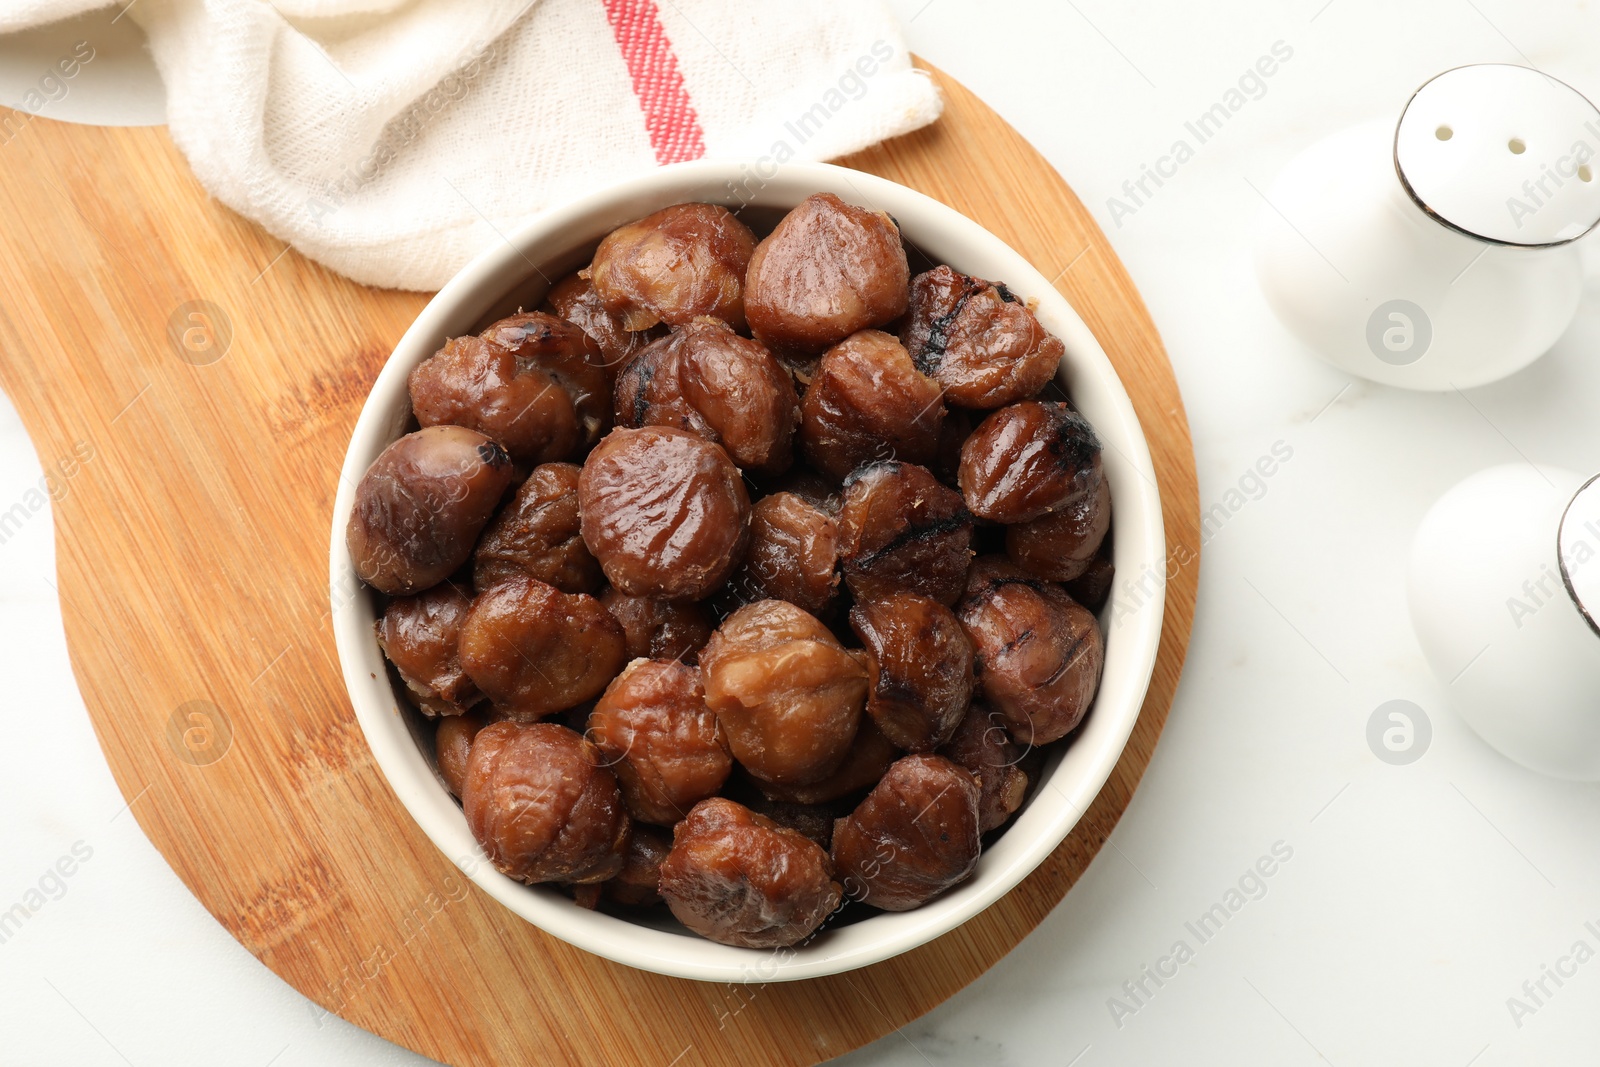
left=346, top=193, right=1113, bottom=950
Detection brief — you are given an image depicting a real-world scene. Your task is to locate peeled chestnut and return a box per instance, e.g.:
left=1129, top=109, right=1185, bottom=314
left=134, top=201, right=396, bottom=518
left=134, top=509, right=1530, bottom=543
left=462, top=721, right=629, bottom=884
left=831, top=754, right=981, bottom=911
left=587, top=203, right=757, bottom=331
left=586, top=660, right=732, bottom=825
left=479, top=311, right=612, bottom=451
left=726, top=492, right=840, bottom=617
left=579, top=426, right=751, bottom=601
left=1006, top=472, right=1111, bottom=581
left=658, top=797, right=842, bottom=948
left=699, top=600, right=868, bottom=785
left=837, top=461, right=974, bottom=606
left=754, top=716, right=900, bottom=806
left=376, top=581, right=481, bottom=715
left=902, top=265, right=1063, bottom=409
left=958, top=401, right=1103, bottom=523
left=745, top=193, right=910, bottom=355
left=542, top=272, right=664, bottom=375
left=613, top=318, right=799, bottom=475
left=604, top=824, right=672, bottom=907
left=938, top=704, right=1030, bottom=832
left=849, top=591, right=973, bottom=752
left=458, top=576, right=627, bottom=720
left=1064, top=548, right=1116, bottom=614
left=599, top=588, right=716, bottom=664
left=799, top=329, right=945, bottom=481
left=474, top=462, right=601, bottom=594
left=436, top=711, right=487, bottom=798
left=346, top=425, right=513, bottom=595
left=957, top=558, right=1104, bottom=745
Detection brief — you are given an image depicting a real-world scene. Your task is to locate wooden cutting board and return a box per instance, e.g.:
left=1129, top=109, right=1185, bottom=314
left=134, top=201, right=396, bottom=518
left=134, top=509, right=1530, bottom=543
left=0, top=61, right=1198, bottom=1066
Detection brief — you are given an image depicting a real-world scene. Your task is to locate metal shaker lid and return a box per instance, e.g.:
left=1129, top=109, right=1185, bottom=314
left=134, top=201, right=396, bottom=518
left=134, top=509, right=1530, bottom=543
left=1395, top=64, right=1600, bottom=246
left=1560, top=473, right=1600, bottom=638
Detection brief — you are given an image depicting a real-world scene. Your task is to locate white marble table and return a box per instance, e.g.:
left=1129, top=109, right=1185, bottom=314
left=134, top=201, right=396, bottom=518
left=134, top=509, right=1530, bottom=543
left=3, top=2, right=1599, bottom=1063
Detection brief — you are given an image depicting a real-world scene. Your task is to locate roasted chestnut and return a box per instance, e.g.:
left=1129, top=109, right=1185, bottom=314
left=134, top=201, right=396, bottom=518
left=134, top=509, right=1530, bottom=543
left=1006, top=471, right=1111, bottom=581
left=837, top=461, right=974, bottom=606
left=458, top=576, right=627, bottom=720
left=462, top=721, right=630, bottom=884
left=587, top=203, right=757, bottom=331
left=586, top=659, right=732, bottom=825
left=725, top=492, right=840, bottom=617
left=745, top=193, right=910, bottom=355
left=831, top=754, right=981, bottom=911
left=938, top=704, right=1029, bottom=832
left=435, top=710, right=487, bottom=798
left=613, top=318, right=799, bottom=476
left=376, top=581, right=481, bottom=716
left=957, top=558, right=1104, bottom=745
left=579, top=426, right=750, bottom=600
left=603, top=824, right=672, bottom=907
left=542, top=272, right=664, bottom=375
left=902, top=265, right=1063, bottom=409
left=346, top=425, right=513, bottom=595
left=658, top=797, right=842, bottom=948
left=479, top=311, right=613, bottom=451
left=799, top=329, right=945, bottom=481
left=958, top=401, right=1103, bottom=523
left=598, top=588, right=716, bottom=664
left=849, top=591, right=973, bottom=752
left=699, top=600, right=868, bottom=785
left=754, top=716, right=900, bottom=806
left=474, top=462, right=602, bottom=594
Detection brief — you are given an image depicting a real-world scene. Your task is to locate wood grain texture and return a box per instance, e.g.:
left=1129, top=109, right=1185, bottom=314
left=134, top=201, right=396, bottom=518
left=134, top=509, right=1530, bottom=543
left=0, top=62, right=1197, bottom=1066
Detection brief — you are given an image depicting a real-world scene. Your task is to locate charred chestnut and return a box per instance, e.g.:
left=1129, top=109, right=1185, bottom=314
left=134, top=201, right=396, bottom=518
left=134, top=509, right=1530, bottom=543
left=831, top=754, right=981, bottom=911
left=799, top=329, right=945, bottom=481
left=837, top=461, right=974, bottom=606
left=474, top=462, right=602, bottom=594
left=658, top=797, right=842, bottom=948
left=745, top=193, right=910, bottom=355
left=957, top=558, right=1104, bottom=745
left=902, top=265, right=1064, bottom=409
left=462, top=721, right=630, bottom=884
left=699, top=600, right=868, bottom=785
left=346, top=425, right=513, bottom=595
left=613, top=318, right=800, bottom=476
left=579, top=426, right=751, bottom=600
left=958, top=401, right=1103, bottom=523
left=586, top=660, right=732, bottom=825
left=849, top=591, right=973, bottom=752
left=458, top=576, right=627, bottom=720
left=588, top=203, right=757, bottom=331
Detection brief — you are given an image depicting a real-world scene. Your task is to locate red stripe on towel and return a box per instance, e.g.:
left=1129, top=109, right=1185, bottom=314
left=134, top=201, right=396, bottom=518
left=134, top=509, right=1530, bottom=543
left=602, top=0, right=708, bottom=165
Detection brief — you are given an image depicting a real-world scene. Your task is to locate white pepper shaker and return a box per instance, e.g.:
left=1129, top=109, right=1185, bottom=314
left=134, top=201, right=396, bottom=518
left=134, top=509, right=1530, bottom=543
left=1255, top=64, right=1600, bottom=390
left=1409, top=465, right=1600, bottom=779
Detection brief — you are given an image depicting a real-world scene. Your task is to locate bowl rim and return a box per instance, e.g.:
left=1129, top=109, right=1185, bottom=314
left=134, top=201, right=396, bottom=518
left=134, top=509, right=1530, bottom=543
left=329, top=159, right=1167, bottom=983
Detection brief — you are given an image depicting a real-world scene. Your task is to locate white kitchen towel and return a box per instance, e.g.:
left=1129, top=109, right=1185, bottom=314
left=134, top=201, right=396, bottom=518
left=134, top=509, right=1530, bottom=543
left=2, top=0, right=941, bottom=290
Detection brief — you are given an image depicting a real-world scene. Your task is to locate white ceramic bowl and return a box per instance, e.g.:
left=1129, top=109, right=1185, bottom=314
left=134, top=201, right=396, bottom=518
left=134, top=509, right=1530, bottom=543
left=330, top=161, right=1166, bottom=983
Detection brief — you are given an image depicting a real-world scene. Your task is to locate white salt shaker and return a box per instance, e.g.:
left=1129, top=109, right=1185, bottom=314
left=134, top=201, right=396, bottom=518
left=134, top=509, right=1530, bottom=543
left=1409, top=465, right=1600, bottom=779
left=1255, top=64, right=1600, bottom=390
